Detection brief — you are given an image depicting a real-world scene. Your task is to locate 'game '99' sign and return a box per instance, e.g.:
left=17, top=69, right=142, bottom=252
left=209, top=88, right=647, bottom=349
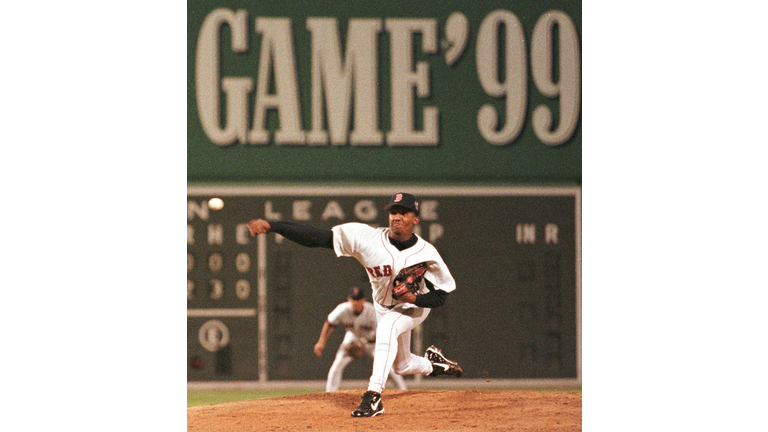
left=187, top=0, right=581, bottom=183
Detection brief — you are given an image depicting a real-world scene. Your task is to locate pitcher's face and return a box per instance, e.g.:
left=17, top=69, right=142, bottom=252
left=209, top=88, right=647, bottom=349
left=388, top=206, right=419, bottom=241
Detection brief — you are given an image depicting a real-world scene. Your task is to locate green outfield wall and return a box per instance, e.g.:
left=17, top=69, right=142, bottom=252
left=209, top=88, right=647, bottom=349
left=187, top=187, right=580, bottom=382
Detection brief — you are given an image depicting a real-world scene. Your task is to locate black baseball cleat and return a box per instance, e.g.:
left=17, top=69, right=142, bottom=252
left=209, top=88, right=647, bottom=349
left=425, top=345, right=464, bottom=377
left=351, top=390, right=384, bottom=417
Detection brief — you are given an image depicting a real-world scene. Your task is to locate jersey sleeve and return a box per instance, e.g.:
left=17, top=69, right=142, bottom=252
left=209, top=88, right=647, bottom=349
left=414, top=289, right=449, bottom=308
left=326, top=303, right=347, bottom=326
left=423, top=247, right=457, bottom=294
left=331, top=222, right=376, bottom=258
left=268, top=221, right=333, bottom=248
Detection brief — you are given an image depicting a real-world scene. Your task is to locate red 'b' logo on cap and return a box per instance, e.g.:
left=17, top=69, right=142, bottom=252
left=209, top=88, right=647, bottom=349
left=394, top=193, right=403, bottom=202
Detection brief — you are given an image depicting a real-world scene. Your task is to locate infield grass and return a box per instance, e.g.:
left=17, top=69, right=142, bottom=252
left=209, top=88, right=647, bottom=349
left=187, top=389, right=323, bottom=407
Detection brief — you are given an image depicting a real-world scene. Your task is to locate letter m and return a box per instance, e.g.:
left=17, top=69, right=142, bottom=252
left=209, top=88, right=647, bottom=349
left=306, top=18, right=383, bottom=145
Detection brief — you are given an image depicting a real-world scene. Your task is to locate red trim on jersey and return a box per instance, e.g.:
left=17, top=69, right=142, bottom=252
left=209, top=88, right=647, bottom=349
left=381, top=230, right=396, bottom=306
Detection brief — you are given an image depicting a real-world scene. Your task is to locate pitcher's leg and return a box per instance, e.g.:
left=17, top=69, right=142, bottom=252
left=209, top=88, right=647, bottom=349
left=367, top=312, right=409, bottom=393
left=367, top=307, right=429, bottom=393
left=391, top=328, right=432, bottom=376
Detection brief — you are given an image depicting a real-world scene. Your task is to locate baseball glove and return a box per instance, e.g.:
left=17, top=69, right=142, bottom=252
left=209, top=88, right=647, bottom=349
left=344, top=338, right=366, bottom=359
left=392, top=262, right=428, bottom=300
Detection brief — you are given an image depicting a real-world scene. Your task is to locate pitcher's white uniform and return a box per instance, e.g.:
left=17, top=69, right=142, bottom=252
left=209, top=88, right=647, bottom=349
left=324, top=301, right=407, bottom=391
left=332, top=222, right=456, bottom=394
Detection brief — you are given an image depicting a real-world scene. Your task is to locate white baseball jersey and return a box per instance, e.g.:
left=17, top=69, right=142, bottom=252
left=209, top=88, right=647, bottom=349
left=331, top=222, right=456, bottom=307
left=327, top=301, right=377, bottom=341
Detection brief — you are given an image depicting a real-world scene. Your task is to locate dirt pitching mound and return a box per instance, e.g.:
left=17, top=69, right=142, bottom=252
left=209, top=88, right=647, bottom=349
left=187, top=389, right=581, bottom=431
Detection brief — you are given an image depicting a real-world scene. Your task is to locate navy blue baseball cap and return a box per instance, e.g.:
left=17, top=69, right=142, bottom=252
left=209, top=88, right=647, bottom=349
left=348, top=286, right=365, bottom=300
left=384, top=192, right=420, bottom=216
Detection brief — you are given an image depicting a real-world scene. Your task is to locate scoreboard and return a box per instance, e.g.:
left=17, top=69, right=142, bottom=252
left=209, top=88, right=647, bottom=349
left=187, top=186, right=580, bottom=381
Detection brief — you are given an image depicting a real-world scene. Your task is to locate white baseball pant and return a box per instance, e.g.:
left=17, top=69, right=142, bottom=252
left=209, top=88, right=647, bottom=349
left=326, top=330, right=407, bottom=392
left=367, top=302, right=433, bottom=394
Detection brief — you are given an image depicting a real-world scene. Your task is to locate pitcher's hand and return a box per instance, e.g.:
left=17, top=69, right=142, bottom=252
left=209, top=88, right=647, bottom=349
left=247, top=219, right=271, bottom=236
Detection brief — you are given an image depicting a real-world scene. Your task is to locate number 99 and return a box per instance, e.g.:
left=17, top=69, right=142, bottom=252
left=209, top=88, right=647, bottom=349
left=476, top=10, right=580, bottom=146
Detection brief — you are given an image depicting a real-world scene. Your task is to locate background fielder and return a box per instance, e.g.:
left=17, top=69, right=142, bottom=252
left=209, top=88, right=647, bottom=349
left=314, top=286, right=407, bottom=392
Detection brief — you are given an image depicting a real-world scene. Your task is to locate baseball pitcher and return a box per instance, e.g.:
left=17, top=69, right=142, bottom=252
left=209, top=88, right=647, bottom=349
left=248, top=192, right=463, bottom=418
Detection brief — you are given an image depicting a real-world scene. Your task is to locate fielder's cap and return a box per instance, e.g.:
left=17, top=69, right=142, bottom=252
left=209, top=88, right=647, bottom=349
left=384, top=192, right=420, bottom=216
left=348, top=286, right=365, bottom=300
